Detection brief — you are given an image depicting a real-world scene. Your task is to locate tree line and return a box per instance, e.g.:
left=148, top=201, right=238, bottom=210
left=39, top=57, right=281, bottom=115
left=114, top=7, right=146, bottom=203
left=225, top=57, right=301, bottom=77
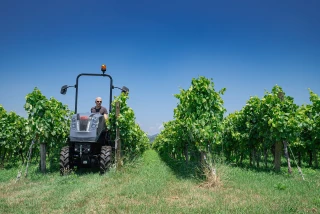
left=0, top=88, right=149, bottom=167
left=152, top=77, right=320, bottom=172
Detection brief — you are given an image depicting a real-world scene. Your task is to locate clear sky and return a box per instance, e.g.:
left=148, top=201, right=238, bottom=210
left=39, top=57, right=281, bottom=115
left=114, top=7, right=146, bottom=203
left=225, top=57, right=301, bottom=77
left=1, top=0, right=319, bottom=135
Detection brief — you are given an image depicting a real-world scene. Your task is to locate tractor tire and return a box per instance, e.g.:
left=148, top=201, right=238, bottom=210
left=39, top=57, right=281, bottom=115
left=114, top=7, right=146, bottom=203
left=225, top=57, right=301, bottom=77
left=60, top=146, right=73, bottom=176
left=100, top=146, right=112, bottom=174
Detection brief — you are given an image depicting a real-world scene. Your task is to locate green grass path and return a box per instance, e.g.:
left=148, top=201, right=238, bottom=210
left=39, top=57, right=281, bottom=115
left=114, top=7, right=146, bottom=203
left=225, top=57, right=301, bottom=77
left=0, top=150, right=319, bottom=213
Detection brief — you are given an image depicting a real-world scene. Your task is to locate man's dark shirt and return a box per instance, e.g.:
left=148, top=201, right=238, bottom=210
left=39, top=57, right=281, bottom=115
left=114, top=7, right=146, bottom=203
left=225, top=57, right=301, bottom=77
left=91, top=106, right=108, bottom=115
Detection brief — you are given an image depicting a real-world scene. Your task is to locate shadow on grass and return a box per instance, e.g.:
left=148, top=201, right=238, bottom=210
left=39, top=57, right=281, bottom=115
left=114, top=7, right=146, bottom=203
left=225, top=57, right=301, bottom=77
left=22, top=159, right=103, bottom=177
left=155, top=150, right=319, bottom=180
left=71, top=167, right=101, bottom=175
left=0, top=162, right=21, bottom=170
left=227, top=161, right=278, bottom=173
left=223, top=158, right=320, bottom=178
left=157, top=152, right=203, bottom=180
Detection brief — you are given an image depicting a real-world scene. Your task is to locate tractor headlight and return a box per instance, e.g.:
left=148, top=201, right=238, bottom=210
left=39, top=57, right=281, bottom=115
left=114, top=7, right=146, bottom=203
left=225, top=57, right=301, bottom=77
left=71, top=117, right=77, bottom=130
left=89, top=117, right=99, bottom=131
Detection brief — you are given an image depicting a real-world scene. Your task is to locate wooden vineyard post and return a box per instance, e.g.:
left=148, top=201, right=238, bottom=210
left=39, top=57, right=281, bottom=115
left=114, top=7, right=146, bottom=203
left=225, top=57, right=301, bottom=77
left=201, top=151, right=206, bottom=165
left=283, top=141, right=292, bottom=174
left=274, top=141, right=282, bottom=172
left=40, top=143, right=46, bottom=173
left=274, top=92, right=284, bottom=172
left=116, top=101, right=122, bottom=170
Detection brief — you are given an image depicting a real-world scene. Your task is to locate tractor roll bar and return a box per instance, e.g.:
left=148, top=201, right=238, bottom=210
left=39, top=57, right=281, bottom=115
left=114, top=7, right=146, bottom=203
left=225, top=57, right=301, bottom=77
left=75, top=73, right=113, bottom=114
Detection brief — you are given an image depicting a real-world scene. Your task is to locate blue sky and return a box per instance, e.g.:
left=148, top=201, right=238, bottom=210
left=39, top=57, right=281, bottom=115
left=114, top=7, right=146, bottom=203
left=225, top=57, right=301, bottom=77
left=1, top=0, right=319, bottom=135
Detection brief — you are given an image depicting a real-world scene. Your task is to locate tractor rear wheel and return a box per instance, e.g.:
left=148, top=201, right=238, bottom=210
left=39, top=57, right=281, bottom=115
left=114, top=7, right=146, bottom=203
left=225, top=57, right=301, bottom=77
left=100, top=146, right=112, bottom=174
left=60, top=146, right=73, bottom=175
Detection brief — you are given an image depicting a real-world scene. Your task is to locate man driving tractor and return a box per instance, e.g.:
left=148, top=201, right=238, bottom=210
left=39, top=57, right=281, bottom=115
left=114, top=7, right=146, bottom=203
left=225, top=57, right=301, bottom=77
left=91, top=97, right=108, bottom=120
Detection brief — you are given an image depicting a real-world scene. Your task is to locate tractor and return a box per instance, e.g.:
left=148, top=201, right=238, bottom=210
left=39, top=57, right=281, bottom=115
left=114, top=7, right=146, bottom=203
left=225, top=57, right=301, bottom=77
left=59, top=64, right=129, bottom=175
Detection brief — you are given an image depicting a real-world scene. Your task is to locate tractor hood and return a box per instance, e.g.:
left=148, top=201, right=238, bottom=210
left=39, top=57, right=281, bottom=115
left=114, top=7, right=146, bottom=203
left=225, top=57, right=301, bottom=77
left=69, top=113, right=106, bottom=142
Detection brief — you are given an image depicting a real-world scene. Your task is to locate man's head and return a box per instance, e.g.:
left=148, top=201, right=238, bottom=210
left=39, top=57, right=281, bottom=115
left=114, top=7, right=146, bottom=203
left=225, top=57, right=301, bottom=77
left=95, top=97, right=102, bottom=108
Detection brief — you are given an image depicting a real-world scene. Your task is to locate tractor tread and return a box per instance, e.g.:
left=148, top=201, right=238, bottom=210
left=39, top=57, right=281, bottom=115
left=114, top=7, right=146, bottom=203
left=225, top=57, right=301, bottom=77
left=100, top=146, right=112, bottom=174
left=60, top=146, right=73, bottom=175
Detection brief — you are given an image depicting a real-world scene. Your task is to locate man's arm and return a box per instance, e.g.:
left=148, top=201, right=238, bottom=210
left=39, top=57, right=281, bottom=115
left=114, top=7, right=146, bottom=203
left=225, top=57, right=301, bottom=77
left=102, top=107, right=108, bottom=120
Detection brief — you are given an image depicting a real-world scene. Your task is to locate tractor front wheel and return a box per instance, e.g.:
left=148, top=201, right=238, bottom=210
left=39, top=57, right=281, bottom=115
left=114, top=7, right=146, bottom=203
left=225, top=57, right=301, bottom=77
left=100, top=146, right=112, bottom=174
left=60, top=146, right=73, bottom=176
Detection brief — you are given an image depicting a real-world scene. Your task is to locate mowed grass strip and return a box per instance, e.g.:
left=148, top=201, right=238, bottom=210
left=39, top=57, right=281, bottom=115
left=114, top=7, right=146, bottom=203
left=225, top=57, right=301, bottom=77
left=0, top=150, right=319, bottom=214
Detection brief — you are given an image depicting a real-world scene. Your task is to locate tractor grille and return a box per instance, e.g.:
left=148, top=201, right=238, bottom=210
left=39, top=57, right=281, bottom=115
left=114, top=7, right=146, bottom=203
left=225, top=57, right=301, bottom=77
left=79, top=119, right=89, bottom=131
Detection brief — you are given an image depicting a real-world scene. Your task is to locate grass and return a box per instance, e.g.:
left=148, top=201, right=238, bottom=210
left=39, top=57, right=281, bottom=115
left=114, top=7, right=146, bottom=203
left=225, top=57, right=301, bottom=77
left=0, top=149, right=319, bottom=213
